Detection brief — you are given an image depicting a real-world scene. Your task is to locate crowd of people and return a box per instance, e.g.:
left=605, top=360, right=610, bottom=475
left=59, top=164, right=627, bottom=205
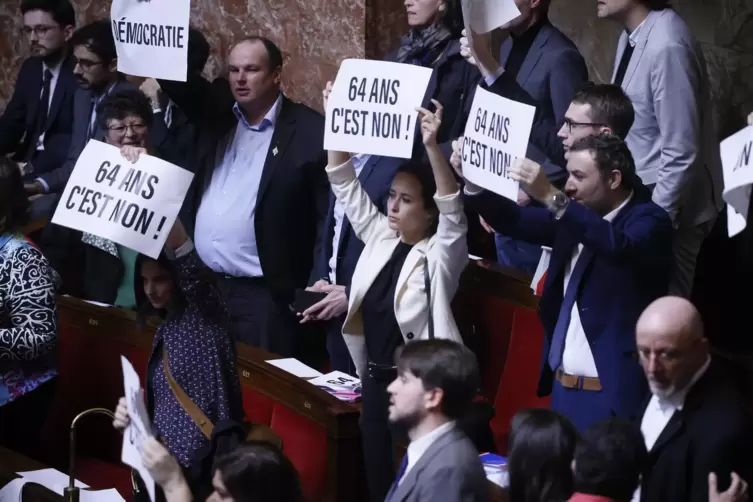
left=1, top=0, right=753, bottom=500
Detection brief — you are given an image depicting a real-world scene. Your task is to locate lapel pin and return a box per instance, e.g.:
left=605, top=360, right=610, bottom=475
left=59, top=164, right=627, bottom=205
left=273, top=146, right=279, bottom=156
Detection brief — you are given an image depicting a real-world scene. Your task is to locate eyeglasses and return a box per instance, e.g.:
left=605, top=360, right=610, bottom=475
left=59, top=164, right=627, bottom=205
left=108, top=123, right=148, bottom=135
left=563, top=117, right=606, bottom=133
left=22, top=25, right=58, bottom=38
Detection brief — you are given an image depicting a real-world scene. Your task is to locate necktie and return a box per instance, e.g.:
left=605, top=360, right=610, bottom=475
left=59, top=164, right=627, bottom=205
left=547, top=249, right=591, bottom=371
left=613, top=43, right=635, bottom=86
left=390, top=454, right=409, bottom=493
left=37, top=69, right=53, bottom=131
left=86, top=97, right=97, bottom=140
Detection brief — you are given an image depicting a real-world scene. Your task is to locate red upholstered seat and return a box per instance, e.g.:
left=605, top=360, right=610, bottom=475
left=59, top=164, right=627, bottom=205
left=76, top=457, right=133, bottom=501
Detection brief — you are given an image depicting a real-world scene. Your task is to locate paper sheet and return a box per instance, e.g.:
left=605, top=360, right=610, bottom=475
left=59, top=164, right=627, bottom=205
left=266, top=358, right=323, bottom=378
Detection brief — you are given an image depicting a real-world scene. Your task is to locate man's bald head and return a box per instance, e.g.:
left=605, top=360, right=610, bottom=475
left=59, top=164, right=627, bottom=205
left=635, top=297, right=709, bottom=399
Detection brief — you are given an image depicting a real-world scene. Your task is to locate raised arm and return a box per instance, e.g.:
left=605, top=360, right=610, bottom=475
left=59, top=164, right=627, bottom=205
left=0, top=243, right=57, bottom=360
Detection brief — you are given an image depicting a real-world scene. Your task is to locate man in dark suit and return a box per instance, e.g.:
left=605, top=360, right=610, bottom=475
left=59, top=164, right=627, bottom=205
left=633, top=296, right=753, bottom=502
left=302, top=154, right=402, bottom=374
left=158, top=36, right=328, bottom=359
left=457, top=134, right=673, bottom=431
left=0, top=0, right=76, bottom=178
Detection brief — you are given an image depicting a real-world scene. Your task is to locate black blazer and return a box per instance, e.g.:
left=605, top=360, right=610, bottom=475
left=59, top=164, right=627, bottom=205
left=0, top=54, right=77, bottom=175
left=158, top=76, right=328, bottom=303
left=639, top=361, right=753, bottom=502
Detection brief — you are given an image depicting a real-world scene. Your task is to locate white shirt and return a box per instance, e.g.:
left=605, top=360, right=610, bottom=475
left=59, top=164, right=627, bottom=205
left=561, top=193, right=633, bottom=377
left=329, top=153, right=369, bottom=283
left=36, top=59, right=63, bottom=150
left=627, top=18, right=648, bottom=47
left=400, top=421, right=456, bottom=485
left=632, top=356, right=711, bottom=502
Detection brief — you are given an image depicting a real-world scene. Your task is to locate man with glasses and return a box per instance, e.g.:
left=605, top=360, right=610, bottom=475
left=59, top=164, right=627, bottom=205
left=634, top=296, right=752, bottom=502
left=0, top=0, right=77, bottom=179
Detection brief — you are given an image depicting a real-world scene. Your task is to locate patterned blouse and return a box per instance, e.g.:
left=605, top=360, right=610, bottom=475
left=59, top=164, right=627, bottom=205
left=0, top=234, right=58, bottom=406
left=146, top=248, right=244, bottom=469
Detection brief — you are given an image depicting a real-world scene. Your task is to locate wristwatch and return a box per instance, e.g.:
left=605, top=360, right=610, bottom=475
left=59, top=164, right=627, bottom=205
left=547, top=190, right=570, bottom=219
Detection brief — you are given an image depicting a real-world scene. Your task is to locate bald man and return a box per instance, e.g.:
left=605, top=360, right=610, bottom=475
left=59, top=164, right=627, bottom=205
left=633, top=297, right=753, bottom=502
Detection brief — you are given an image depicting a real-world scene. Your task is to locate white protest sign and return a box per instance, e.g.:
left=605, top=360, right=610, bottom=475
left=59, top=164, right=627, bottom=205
left=51, top=140, right=193, bottom=259
left=324, top=59, right=433, bottom=159
left=720, top=125, right=753, bottom=236
left=121, top=356, right=156, bottom=502
left=110, top=0, right=190, bottom=81
left=461, top=86, right=536, bottom=201
left=461, top=0, right=521, bottom=35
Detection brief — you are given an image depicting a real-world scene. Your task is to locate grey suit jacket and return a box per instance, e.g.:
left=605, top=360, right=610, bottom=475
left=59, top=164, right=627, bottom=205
left=385, top=426, right=489, bottom=502
left=500, top=20, right=588, bottom=185
left=612, top=9, right=723, bottom=227
left=39, top=78, right=137, bottom=194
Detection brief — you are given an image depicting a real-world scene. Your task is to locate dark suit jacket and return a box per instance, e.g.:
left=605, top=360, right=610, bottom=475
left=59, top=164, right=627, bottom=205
left=38, top=78, right=138, bottom=193
left=466, top=190, right=673, bottom=418
left=639, top=361, right=753, bottom=502
left=158, top=76, right=328, bottom=302
left=311, top=155, right=402, bottom=291
left=499, top=20, right=588, bottom=186
left=0, top=54, right=77, bottom=175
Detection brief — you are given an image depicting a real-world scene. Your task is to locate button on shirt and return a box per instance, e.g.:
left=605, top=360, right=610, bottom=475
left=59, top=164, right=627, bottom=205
left=36, top=60, right=63, bottom=150
left=194, top=95, right=282, bottom=278
left=632, top=356, right=711, bottom=502
left=329, top=153, right=370, bottom=283
left=561, top=193, right=633, bottom=377
left=399, top=421, right=456, bottom=485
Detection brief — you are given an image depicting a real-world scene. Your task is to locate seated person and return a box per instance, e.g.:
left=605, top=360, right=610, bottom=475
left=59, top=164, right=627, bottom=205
left=0, top=157, right=59, bottom=458
left=113, top=216, right=244, bottom=501
left=141, top=437, right=303, bottom=502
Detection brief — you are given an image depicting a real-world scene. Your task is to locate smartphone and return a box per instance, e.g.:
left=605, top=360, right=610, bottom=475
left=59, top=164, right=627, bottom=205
left=290, top=289, right=327, bottom=313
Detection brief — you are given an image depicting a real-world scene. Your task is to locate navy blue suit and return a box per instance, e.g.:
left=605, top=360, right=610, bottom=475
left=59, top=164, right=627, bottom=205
left=311, top=155, right=402, bottom=374
left=0, top=54, right=77, bottom=176
left=466, top=189, right=673, bottom=430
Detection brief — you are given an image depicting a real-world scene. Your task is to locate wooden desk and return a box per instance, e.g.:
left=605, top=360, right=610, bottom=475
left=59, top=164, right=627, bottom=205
left=0, top=447, right=64, bottom=502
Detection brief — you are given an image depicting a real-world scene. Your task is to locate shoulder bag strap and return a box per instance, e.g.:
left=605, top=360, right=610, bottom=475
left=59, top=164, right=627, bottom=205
left=424, top=257, right=434, bottom=340
left=162, top=350, right=214, bottom=439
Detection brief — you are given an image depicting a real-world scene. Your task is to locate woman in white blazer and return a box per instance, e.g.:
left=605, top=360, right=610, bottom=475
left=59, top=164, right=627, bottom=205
left=321, top=85, right=468, bottom=502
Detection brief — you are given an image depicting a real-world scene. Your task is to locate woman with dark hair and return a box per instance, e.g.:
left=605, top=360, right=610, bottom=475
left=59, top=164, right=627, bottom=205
left=113, top=215, right=244, bottom=501
left=0, top=157, right=58, bottom=457
left=320, top=84, right=468, bottom=501
left=506, top=408, right=579, bottom=502
left=390, top=0, right=478, bottom=147
left=140, top=438, right=303, bottom=502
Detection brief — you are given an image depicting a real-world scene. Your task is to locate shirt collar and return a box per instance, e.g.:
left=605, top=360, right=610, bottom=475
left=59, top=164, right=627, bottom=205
left=604, top=191, right=633, bottom=222
left=406, top=421, right=455, bottom=467
left=233, top=93, right=283, bottom=131
left=511, top=17, right=546, bottom=46
left=627, top=17, right=648, bottom=47
left=657, top=356, right=711, bottom=412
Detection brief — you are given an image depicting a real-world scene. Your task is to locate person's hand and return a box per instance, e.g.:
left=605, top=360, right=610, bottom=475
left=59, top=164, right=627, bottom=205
left=416, top=99, right=443, bottom=147
left=142, top=437, right=187, bottom=494
left=121, top=145, right=147, bottom=164
left=517, top=189, right=531, bottom=206
left=28, top=194, right=44, bottom=203
left=459, top=29, right=478, bottom=66
left=140, top=78, right=162, bottom=105
left=24, top=181, right=44, bottom=195
left=709, top=472, right=748, bottom=502
left=450, top=137, right=463, bottom=177
left=323, top=81, right=333, bottom=112
left=300, top=285, right=348, bottom=323
left=113, top=397, right=130, bottom=431
left=307, top=279, right=331, bottom=293
left=748, top=112, right=753, bottom=127
left=459, top=28, right=506, bottom=77
left=508, top=158, right=555, bottom=204
left=479, top=215, right=495, bottom=233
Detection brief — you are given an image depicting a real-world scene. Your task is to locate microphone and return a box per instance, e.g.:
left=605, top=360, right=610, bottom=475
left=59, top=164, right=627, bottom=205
left=64, top=408, right=116, bottom=502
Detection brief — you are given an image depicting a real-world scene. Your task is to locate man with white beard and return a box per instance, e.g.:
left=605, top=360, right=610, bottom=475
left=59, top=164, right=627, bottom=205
left=632, top=296, right=752, bottom=502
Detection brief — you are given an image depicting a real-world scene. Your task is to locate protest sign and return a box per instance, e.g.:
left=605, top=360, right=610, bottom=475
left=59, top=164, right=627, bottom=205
left=51, top=140, right=193, bottom=259
left=324, top=59, right=433, bottom=159
left=461, top=0, right=521, bottom=35
left=110, top=0, right=190, bottom=81
left=720, top=125, right=753, bottom=236
left=461, top=87, right=536, bottom=201
left=121, top=356, right=156, bottom=502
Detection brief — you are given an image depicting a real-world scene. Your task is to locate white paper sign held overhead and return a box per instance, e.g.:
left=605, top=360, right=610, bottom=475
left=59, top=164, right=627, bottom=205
left=110, top=0, right=190, bottom=81
left=461, top=0, right=521, bottom=34
left=51, top=140, right=194, bottom=259
left=324, top=59, right=433, bottom=159
left=719, top=125, right=753, bottom=235
left=461, top=87, right=536, bottom=201
left=121, top=356, right=156, bottom=502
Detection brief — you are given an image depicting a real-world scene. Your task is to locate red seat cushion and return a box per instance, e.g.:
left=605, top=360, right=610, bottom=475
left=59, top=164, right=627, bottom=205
left=76, top=457, right=132, bottom=501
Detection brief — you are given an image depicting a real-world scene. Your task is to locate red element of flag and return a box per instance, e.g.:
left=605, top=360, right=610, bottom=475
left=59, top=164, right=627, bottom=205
left=535, top=269, right=548, bottom=296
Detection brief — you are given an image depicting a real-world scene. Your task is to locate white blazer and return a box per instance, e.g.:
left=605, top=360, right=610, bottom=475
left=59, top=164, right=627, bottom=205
left=326, top=159, right=469, bottom=379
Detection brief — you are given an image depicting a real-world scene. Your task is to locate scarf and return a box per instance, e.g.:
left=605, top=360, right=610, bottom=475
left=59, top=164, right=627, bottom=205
left=395, top=23, right=453, bottom=66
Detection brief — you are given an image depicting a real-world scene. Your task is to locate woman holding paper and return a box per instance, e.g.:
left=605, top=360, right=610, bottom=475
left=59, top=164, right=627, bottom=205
left=321, top=83, right=468, bottom=501
left=112, top=212, right=244, bottom=502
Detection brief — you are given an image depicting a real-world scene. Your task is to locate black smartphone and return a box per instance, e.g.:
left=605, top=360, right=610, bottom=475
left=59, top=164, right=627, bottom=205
left=290, top=289, right=327, bottom=313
